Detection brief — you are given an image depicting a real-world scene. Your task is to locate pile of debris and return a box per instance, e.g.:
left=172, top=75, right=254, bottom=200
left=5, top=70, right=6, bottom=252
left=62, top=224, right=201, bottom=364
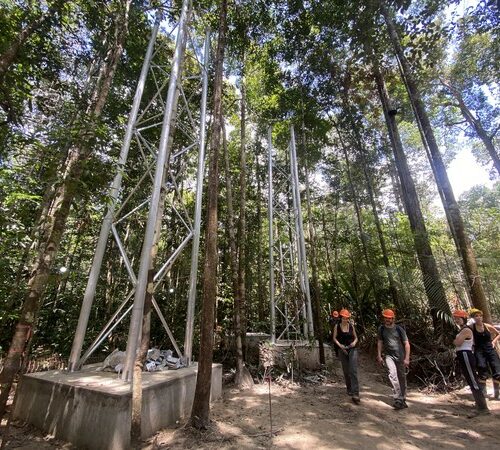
left=144, top=348, right=184, bottom=371
left=99, top=348, right=184, bottom=373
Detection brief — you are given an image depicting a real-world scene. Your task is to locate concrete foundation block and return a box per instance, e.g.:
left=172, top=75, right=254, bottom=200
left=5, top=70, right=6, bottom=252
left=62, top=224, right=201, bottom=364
left=13, top=363, right=222, bottom=449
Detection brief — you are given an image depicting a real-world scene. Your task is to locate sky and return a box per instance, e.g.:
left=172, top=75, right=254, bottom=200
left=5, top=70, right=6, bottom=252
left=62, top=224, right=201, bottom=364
left=441, top=0, right=496, bottom=200
left=447, top=148, right=495, bottom=198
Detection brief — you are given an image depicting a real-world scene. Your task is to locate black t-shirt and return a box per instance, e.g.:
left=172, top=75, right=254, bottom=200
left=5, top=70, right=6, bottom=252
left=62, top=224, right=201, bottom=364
left=336, top=323, right=355, bottom=346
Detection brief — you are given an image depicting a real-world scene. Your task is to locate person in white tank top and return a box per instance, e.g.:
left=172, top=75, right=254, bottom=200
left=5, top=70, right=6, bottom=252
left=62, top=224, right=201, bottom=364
left=452, top=310, right=489, bottom=414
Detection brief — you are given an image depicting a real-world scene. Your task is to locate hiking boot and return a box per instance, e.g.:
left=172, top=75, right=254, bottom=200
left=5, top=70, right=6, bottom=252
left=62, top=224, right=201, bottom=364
left=467, top=408, right=490, bottom=418
left=352, top=396, right=360, bottom=405
left=393, top=399, right=404, bottom=410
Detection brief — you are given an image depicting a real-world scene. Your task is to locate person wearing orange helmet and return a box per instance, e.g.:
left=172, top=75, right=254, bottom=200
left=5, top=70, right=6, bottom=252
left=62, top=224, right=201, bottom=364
left=329, top=310, right=341, bottom=357
left=333, top=308, right=360, bottom=404
left=452, top=310, right=489, bottom=414
left=468, top=309, right=500, bottom=400
left=377, top=309, right=410, bottom=409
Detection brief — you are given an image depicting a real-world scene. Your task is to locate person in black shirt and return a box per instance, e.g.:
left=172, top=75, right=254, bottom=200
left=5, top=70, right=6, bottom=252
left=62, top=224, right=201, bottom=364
left=333, top=309, right=360, bottom=404
left=469, top=308, right=500, bottom=400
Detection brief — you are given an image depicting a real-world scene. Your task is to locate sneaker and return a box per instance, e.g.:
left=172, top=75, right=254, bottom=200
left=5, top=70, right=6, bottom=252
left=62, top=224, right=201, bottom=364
left=352, top=396, right=360, bottom=405
left=402, top=400, right=409, bottom=408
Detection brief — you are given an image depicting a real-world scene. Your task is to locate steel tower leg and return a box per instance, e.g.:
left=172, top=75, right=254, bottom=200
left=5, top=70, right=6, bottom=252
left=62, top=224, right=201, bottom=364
left=290, top=125, right=314, bottom=337
left=267, top=127, right=276, bottom=343
left=68, top=13, right=162, bottom=371
left=121, top=0, right=192, bottom=382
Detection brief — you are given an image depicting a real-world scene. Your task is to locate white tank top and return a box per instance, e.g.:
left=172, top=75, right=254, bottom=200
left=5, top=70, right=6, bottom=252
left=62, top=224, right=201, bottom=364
left=455, top=328, right=474, bottom=352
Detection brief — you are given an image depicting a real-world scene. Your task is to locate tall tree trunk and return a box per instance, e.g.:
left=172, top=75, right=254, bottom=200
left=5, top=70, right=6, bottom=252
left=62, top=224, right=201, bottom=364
left=304, top=164, right=325, bottom=364
left=131, top=194, right=165, bottom=444
left=190, top=0, right=227, bottom=429
left=221, top=121, right=246, bottom=388
left=383, top=140, right=406, bottom=214
left=52, top=215, right=88, bottom=310
left=0, top=0, right=131, bottom=417
left=381, top=3, right=491, bottom=323
left=332, top=191, right=340, bottom=282
left=255, top=152, right=265, bottom=324
left=441, top=80, right=500, bottom=176
left=373, top=62, right=451, bottom=331
left=235, top=68, right=248, bottom=385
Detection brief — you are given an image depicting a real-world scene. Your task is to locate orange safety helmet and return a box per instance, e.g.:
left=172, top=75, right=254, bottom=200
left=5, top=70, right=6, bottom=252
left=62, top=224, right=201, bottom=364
left=331, top=310, right=339, bottom=318
left=382, top=309, right=395, bottom=319
left=339, top=309, right=351, bottom=318
left=452, top=310, right=468, bottom=319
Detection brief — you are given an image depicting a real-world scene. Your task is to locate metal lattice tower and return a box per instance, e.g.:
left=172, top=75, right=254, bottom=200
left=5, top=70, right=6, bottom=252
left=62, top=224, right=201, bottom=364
left=68, top=0, right=209, bottom=381
left=267, top=125, right=314, bottom=343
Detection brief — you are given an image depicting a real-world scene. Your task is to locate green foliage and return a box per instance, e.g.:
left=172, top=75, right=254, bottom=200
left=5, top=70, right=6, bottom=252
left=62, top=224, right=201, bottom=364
left=1, top=0, right=499, bottom=364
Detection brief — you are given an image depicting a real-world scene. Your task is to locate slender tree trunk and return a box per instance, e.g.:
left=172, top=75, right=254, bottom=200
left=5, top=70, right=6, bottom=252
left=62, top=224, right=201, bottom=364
left=373, top=62, right=451, bottom=331
left=52, top=216, right=87, bottom=310
left=357, top=145, right=401, bottom=308
left=337, top=136, right=379, bottom=308
left=130, top=270, right=152, bottom=445
left=383, top=140, right=406, bottom=214
left=235, top=68, right=248, bottom=384
left=190, top=0, right=227, bottom=429
left=332, top=192, right=340, bottom=281
left=381, top=3, right=491, bottom=322
left=255, top=152, right=265, bottom=324
left=221, top=121, right=246, bottom=388
left=304, top=164, right=325, bottom=364
left=0, top=0, right=131, bottom=417
left=131, top=197, right=164, bottom=443
left=320, top=207, right=334, bottom=284
left=441, top=80, right=500, bottom=176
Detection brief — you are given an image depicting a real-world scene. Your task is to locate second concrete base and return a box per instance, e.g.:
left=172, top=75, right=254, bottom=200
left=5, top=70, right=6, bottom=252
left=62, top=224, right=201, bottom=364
left=260, top=340, right=333, bottom=370
left=13, top=363, right=222, bottom=450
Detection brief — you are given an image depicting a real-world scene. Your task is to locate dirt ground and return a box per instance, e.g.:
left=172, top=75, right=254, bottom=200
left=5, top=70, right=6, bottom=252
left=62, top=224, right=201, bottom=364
left=2, top=355, right=499, bottom=449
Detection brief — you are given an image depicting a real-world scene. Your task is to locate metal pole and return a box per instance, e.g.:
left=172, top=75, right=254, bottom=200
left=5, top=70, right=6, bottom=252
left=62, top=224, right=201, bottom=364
left=278, top=242, right=289, bottom=339
left=68, top=12, right=162, bottom=371
left=184, top=30, right=210, bottom=365
left=289, top=159, right=308, bottom=338
left=267, top=126, right=276, bottom=343
left=121, top=0, right=192, bottom=382
left=289, top=125, right=314, bottom=337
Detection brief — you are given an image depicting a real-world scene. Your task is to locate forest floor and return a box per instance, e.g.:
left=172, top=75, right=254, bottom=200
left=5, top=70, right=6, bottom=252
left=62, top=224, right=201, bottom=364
left=2, top=354, right=499, bottom=449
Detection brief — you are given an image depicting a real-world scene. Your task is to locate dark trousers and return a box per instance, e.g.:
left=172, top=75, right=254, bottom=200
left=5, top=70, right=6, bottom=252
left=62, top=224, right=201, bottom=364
left=338, top=348, right=359, bottom=396
left=475, top=345, right=500, bottom=381
left=456, top=350, right=488, bottom=410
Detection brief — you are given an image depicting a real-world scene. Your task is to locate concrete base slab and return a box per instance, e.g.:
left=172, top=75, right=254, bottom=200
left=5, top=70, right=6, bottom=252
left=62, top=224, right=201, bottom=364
left=261, top=340, right=333, bottom=370
left=13, top=363, right=222, bottom=450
